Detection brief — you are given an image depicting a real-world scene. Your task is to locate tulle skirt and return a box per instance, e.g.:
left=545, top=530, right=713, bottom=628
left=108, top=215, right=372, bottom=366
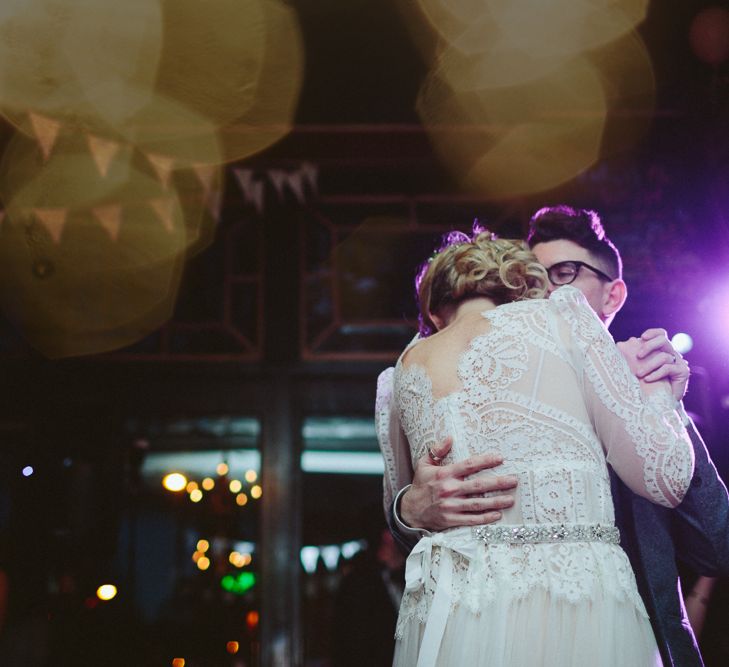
left=393, top=585, right=662, bottom=667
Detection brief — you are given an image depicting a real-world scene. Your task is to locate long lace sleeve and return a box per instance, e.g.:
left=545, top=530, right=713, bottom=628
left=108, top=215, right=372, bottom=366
left=551, top=286, right=694, bottom=508
left=376, top=367, right=414, bottom=520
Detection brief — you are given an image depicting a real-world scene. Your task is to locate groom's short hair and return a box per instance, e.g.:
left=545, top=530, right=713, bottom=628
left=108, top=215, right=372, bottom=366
left=527, top=205, right=623, bottom=280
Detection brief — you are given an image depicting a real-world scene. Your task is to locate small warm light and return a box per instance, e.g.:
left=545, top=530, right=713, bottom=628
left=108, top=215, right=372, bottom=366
left=96, top=584, right=118, bottom=601
left=236, top=493, right=248, bottom=506
left=202, top=477, right=215, bottom=491
left=246, top=610, right=259, bottom=630
left=190, top=489, right=203, bottom=503
left=192, top=551, right=203, bottom=563
left=229, top=551, right=251, bottom=568
left=186, top=481, right=199, bottom=493
left=22, top=466, right=34, bottom=477
left=163, top=473, right=188, bottom=492
left=251, top=485, right=262, bottom=499
left=197, top=539, right=210, bottom=553
left=197, top=556, right=211, bottom=571
left=245, top=469, right=257, bottom=483
left=216, top=462, right=229, bottom=476
left=229, top=479, right=242, bottom=493
left=172, top=659, right=185, bottom=667
left=226, top=641, right=240, bottom=654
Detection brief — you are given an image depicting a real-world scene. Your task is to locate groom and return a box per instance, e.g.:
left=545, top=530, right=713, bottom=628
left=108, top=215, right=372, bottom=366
left=385, top=205, right=729, bottom=666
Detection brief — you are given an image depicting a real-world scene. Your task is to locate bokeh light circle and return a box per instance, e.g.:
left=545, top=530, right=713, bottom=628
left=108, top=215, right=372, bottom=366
left=671, top=333, right=693, bottom=355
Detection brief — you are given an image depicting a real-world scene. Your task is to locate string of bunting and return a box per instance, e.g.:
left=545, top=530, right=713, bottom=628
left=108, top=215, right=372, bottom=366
left=3, top=110, right=224, bottom=242
left=10, top=199, right=178, bottom=245
left=233, top=163, right=319, bottom=214
left=22, top=110, right=316, bottom=222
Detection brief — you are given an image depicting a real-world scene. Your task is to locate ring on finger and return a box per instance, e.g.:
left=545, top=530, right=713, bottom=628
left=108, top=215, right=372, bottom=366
left=428, top=447, right=443, bottom=464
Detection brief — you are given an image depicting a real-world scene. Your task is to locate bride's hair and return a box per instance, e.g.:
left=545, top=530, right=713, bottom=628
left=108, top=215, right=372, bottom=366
left=416, top=228, right=549, bottom=336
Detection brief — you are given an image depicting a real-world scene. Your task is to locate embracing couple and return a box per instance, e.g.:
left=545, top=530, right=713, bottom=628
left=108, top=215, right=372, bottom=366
left=376, top=206, right=729, bottom=666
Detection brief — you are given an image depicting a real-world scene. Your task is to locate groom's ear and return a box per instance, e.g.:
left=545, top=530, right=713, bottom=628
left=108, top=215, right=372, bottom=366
left=602, top=279, right=627, bottom=319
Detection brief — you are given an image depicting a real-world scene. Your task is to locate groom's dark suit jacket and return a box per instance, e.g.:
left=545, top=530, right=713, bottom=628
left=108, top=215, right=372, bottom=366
left=611, top=421, right=729, bottom=667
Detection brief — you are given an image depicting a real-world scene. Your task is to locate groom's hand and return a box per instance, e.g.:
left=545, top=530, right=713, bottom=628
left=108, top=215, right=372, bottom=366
left=400, top=437, right=517, bottom=531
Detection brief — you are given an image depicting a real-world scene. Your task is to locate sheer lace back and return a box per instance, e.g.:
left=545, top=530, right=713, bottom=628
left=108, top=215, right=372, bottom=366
left=394, top=286, right=693, bottom=519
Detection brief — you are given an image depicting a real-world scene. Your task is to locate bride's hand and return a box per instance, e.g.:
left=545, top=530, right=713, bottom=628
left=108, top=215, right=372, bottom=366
left=617, top=328, right=689, bottom=401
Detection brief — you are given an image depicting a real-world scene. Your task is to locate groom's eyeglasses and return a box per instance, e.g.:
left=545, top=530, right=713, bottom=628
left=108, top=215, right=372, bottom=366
left=546, top=260, right=615, bottom=286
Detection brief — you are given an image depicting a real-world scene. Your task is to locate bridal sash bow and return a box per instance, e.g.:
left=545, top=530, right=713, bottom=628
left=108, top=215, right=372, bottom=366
left=405, top=528, right=480, bottom=667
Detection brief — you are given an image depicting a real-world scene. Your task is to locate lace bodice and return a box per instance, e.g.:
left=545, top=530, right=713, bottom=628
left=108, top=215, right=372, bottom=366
left=393, top=286, right=693, bottom=519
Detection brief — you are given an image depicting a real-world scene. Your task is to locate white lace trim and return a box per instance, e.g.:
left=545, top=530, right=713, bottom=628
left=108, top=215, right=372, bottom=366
left=375, top=367, right=398, bottom=515
left=551, top=287, right=694, bottom=506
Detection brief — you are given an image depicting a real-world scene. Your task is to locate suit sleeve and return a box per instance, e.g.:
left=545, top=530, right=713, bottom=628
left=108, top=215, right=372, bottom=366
left=670, top=413, right=729, bottom=575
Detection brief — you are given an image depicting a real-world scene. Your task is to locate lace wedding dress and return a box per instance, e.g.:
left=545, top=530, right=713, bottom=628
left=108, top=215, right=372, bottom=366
left=376, top=286, right=694, bottom=667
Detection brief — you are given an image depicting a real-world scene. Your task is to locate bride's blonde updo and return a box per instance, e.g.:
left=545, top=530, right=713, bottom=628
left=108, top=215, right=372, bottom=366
left=416, top=229, right=549, bottom=335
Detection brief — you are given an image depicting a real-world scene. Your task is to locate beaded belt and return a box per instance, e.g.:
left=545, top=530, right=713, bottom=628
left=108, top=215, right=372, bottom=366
left=472, top=522, right=620, bottom=545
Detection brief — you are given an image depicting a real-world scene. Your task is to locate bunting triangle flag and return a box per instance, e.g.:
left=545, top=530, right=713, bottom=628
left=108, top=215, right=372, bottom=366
left=28, top=112, right=61, bottom=161
left=234, top=168, right=252, bottom=192
left=149, top=197, right=175, bottom=232
left=287, top=171, right=305, bottom=204
left=92, top=204, right=123, bottom=241
left=87, top=135, right=121, bottom=177
left=34, top=208, right=68, bottom=244
left=146, top=153, right=175, bottom=189
left=206, top=191, right=222, bottom=221
left=233, top=168, right=264, bottom=214
left=268, top=170, right=287, bottom=200
left=192, top=163, right=217, bottom=197
left=300, top=162, right=319, bottom=195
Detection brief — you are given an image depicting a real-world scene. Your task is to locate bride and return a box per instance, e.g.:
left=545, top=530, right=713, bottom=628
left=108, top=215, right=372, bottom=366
left=377, top=229, right=694, bottom=666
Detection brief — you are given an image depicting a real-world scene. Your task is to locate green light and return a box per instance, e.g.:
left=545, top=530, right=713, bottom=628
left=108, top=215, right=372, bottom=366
left=238, top=572, right=255, bottom=592
left=220, top=571, right=256, bottom=595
